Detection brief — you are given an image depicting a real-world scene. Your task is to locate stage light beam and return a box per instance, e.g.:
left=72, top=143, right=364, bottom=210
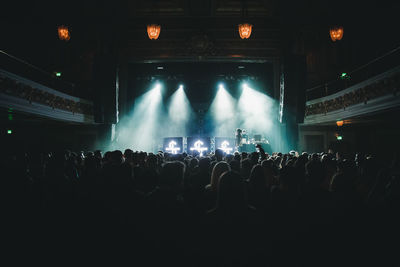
left=166, top=84, right=193, bottom=136
left=209, top=84, right=237, bottom=136
left=238, top=83, right=276, bottom=135
left=115, top=82, right=163, bottom=152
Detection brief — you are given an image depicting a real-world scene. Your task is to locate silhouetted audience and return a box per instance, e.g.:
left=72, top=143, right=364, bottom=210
left=4, top=147, right=399, bottom=266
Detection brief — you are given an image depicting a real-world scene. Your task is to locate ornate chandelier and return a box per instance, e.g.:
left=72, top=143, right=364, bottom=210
left=147, top=24, right=161, bottom=40
left=58, top=25, right=70, bottom=41
left=330, top=26, right=344, bottom=42
left=238, top=23, right=253, bottom=39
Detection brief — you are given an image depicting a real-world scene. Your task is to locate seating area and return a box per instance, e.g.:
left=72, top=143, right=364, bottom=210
left=305, top=71, right=400, bottom=116
left=0, top=75, right=93, bottom=115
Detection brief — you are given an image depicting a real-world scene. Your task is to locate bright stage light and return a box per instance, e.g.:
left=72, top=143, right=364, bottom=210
left=219, top=140, right=233, bottom=154
left=238, top=83, right=276, bottom=134
left=115, top=82, right=163, bottom=152
left=190, top=140, right=208, bottom=156
left=165, top=140, right=180, bottom=154
left=208, top=84, right=237, bottom=136
left=166, top=84, right=193, bottom=136
left=154, top=82, right=162, bottom=90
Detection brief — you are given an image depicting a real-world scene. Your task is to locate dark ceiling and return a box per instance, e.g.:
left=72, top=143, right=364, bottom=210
left=1, top=0, right=399, bottom=90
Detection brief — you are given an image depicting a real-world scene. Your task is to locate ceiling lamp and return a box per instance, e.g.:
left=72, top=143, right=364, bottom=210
left=336, top=120, right=344, bottom=127
left=147, top=24, right=161, bottom=40
left=238, top=23, right=253, bottom=39
left=330, top=26, right=344, bottom=42
left=58, top=25, right=70, bottom=41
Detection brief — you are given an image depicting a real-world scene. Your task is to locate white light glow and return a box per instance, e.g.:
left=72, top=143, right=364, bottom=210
left=165, top=140, right=180, bottom=154
left=115, top=83, right=163, bottom=152
left=166, top=85, right=193, bottom=136
left=219, top=140, right=233, bottom=154
left=190, top=140, right=208, bottom=156
left=238, top=84, right=275, bottom=134
left=209, top=85, right=237, bottom=136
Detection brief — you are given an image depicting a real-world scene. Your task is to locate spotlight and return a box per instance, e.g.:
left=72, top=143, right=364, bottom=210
left=115, top=81, right=163, bottom=152
left=218, top=83, right=224, bottom=89
left=167, top=84, right=193, bottom=136
left=238, top=83, right=275, bottom=135
left=154, top=82, right=162, bottom=90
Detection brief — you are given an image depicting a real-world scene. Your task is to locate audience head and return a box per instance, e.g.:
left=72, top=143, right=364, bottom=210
left=216, top=171, right=247, bottom=212
left=240, top=158, right=253, bottom=180
left=159, top=161, right=185, bottom=191
left=305, top=160, right=325, bottom=187
left=249, top=164, right=265, bottom=189
left=249, top=152, right=259, bottom=166
left=145, top=153, right=158, bottom=169
left=189, top=157, right=199, bottom=169
left=198, top=157, right=211, bottom=172
left=229, top=160, right=240, bottom=173
left=210, top=161, right=231, bottom=191
left=215, top=149, right=224, bottom=162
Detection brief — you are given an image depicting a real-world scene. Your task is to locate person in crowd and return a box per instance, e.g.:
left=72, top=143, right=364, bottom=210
left=7, top=145, right=400, bottom=266
left=204, top=161, right=231, bottom=210
left=144, top=161, right=188, bottom=230
left=215, top=149, right=224, bottom=162
left=208, top=170, right=255, bottom=219
left=247, top=164, right=271, bottom=210
left=240, top=158, right=252, bottom=181
left=229, top=159, right=240, bottom=173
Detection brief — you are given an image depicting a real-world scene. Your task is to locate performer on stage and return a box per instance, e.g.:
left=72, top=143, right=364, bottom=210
left=235, top=128, right=242, bottom=152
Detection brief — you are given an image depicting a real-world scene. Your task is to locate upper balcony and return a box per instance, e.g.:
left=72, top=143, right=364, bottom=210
left=0, top=51, right=94, bottom=123
left=304, top=47, right=400, bottom=125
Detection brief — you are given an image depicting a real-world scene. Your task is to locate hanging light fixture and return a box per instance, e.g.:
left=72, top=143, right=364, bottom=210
left=238, top=0, right=252, bottom=39
left=336, top=120, right=344, bottom=127
left=330, top=26, right=344, bottom=42
left=238, top=23, right=253, bottom=39
left=58, top=25, right=70, bottom=41
left=147, top=24, right=161, bottom=40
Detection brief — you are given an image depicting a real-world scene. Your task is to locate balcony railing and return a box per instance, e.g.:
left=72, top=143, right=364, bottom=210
left=0, top=50, right=89, bottom=99
left=306, top=46, right=400, bottom=101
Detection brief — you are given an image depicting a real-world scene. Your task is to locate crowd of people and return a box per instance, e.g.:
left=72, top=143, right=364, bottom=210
left=305, top=71, right=400, bottom=116
left=3, top=147, right=399, bottom=266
